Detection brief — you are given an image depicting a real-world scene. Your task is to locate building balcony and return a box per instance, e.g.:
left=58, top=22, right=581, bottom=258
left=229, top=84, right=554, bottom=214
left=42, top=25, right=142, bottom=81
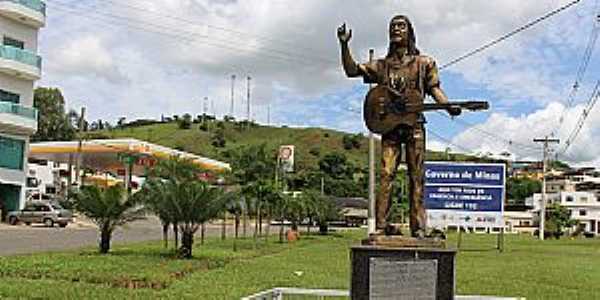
left=0, top=0, right=45, bottom=28
left=0, top=101, right=37, bottom=135
left=0, top=45, right=41, bottom=80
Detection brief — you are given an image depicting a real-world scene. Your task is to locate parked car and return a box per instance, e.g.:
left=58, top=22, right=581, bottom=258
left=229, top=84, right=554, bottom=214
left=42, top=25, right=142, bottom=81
left=7, top=202, right=73, bottom=228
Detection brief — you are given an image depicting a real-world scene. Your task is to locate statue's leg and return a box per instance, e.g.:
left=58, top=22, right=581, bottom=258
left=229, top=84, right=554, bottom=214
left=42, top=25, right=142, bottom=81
left=376, top=134, right=402, bottom=231
left=406, top=124, right=426, bottom=237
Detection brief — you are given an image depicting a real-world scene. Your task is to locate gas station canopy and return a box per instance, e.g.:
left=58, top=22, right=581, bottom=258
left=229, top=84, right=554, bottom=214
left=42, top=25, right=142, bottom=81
left=29, top=138, right=231, bottom=176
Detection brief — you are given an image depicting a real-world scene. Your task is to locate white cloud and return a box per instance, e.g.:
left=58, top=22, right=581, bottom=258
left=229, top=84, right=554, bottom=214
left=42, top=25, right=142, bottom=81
left=36, top=0, right=600, bottom=165
left=452, top=99, right=600, bottom=167
left=46, top=35, right=127, bottom=84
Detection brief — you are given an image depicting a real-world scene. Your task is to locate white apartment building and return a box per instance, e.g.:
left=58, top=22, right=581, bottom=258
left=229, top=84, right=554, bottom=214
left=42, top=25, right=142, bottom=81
left=0, top=0, right=45, bottom=216
left=531, top=191, right=600, bottom=235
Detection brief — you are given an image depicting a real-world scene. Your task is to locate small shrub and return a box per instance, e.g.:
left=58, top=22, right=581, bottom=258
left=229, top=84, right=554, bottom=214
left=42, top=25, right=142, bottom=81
left=178, top=114, right=192, bottom=130
left=211, top=130, right=226, bottom=148
left=309, top=147, right=320, bottom=157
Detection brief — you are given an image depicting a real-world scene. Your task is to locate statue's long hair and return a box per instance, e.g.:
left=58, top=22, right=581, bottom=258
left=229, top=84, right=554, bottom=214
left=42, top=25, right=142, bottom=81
left=386, top=15, right=420, bottom=57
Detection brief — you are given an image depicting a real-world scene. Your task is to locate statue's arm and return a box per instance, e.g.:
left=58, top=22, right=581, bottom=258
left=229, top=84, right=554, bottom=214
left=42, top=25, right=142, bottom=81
left=340, top=41, right=361, bottom=77
left=337, top=23, right=365, bottom=78
left=430, top=86, right=449, bottom=104
left=424, top=57, right=460, bottom=116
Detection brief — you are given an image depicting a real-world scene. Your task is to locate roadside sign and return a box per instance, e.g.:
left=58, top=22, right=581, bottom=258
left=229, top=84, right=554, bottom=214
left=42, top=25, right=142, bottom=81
left=424, top=162, right=505, bottom=230
left=279, top=145, right=295, bottom=173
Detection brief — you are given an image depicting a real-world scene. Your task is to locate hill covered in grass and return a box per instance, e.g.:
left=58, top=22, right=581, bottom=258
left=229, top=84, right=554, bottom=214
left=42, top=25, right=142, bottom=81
left=84, top=118, right=482, bottom=170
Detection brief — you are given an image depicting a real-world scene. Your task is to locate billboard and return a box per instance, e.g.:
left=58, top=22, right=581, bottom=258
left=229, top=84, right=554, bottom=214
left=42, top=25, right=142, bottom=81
left=424, top=162, right=505, bottom=229
left=278, top=145, right=295, bottom=173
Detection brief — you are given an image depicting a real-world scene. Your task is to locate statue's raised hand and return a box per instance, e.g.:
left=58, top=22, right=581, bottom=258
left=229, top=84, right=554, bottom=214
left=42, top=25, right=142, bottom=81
left=337, top=23, right=352, bottom=43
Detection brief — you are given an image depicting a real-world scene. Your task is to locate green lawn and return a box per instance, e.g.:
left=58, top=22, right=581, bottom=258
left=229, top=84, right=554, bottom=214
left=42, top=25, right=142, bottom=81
left=0, top=230, right=598, bottom=299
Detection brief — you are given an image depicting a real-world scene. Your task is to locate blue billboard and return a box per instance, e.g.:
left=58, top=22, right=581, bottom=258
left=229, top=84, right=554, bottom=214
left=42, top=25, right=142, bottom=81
left=425, top=162, right=506, bottom=228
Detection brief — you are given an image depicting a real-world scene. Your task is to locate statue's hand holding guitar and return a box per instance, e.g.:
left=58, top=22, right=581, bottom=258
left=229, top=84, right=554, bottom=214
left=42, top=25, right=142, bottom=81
left=447, top=106, right=461, bottom=117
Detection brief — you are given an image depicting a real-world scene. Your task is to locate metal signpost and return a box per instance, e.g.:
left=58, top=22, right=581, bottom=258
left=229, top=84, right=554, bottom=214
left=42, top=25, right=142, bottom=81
left=424, top=162, right=506, bottom=249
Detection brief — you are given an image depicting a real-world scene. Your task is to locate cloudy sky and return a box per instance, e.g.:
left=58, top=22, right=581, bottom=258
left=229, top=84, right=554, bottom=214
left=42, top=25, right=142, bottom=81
left=37, top=0, right=600, bottom=166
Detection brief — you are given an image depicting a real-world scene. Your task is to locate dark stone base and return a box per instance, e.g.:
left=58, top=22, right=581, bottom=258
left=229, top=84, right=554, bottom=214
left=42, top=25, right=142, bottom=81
left=351, top=246, right=457, bottom=300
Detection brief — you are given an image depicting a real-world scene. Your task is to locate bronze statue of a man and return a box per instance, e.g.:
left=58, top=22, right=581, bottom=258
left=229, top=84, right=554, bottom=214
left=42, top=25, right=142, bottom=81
left=338, top=15, right=460, bottom=238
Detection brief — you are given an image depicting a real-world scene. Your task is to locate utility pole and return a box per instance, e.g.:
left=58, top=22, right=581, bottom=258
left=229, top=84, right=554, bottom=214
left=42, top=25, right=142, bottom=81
left=247, top=76, right=251, bottom=129
left=267, top=102, right=271, bottom=125
left=75, top=107, right=85, bottom=187
left=368, top=49, right=376, bottom=235
left=230, top=75, right=236, bottom=117
left=533, top=137, right=560, bottom=241
left=202, top=97, right=208, bottom=126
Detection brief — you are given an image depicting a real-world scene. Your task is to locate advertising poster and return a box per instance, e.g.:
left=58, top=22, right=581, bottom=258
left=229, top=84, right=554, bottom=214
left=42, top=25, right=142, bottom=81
left=279, top=145, right=295, bottom=173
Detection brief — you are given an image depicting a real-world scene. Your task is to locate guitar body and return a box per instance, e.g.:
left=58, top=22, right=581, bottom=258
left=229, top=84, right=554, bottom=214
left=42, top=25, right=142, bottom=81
left=363, top=85, right=490, bottom=135
left=363, top=85, right=419, bottom=135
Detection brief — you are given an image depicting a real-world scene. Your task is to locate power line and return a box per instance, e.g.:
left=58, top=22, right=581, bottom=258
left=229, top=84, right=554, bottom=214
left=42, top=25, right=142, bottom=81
left=47, top=0, right=333, bottom=66
left=426, top=127, right=475, bottom=154
left=99, top=0, right=334, bottom=63
left=440, top=0, right=581, bottom=70
left=552, top=6, right=600, bottom=137
left=561, top=80, right=600, bottom=154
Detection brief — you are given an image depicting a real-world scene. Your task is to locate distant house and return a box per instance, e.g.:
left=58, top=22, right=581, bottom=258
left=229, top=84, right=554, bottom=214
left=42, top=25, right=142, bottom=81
left=331, top=197, right=368, bottom=227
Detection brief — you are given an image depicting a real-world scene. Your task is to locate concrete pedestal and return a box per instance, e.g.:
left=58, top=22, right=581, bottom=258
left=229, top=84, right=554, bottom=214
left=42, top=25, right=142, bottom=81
left=351, top=246, right=457, bottom=300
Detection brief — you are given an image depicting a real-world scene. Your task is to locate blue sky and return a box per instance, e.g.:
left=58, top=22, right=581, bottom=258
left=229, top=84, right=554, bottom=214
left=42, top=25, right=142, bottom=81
left=37, top=0, right=600, bottom=166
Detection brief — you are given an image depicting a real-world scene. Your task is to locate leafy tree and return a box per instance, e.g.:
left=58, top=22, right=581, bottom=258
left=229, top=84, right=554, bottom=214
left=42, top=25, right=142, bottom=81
left=319, top=152, right=354, bottom=179
left=71, top=185, right=144, bottom=254
left=545, top=203, right=576, bottom=239
left=342, top=134, right=354, bottom=150
left=225, top=144, right=275, bottom=184
left=32, top=87, right=76, bottom=142
left=309, top=147, right=320, bottom=157
left=117, top=117, right=127, bottom=129
left=507, top=178, right=541, bottom=203
left=342, top=134, right=362, bottom=150
left=303, top=190, right=339, bottom=234
left=178, top=113, right=192, bottom=129
left=211, top=129, right=226, bottom=147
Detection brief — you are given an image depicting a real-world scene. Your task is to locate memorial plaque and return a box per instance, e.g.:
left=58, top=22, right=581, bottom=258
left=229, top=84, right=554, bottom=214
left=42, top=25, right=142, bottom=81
left=369, top=258, right=437, bottom=300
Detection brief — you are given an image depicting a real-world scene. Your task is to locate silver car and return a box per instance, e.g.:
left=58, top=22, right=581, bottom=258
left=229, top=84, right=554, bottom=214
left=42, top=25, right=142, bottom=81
left=7, top=202, right=73, bottom=228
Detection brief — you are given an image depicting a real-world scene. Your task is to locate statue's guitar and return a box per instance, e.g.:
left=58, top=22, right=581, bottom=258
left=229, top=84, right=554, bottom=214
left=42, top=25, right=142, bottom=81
left=363, top=85, right=489, bottom=134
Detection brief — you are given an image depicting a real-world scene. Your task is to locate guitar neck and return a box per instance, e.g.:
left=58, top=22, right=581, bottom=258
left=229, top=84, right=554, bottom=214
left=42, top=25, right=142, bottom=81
left=408, top=101, right=489, bottom=112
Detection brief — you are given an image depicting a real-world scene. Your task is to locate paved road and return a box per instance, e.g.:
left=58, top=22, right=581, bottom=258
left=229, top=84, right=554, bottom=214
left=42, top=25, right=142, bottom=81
left=0, top=216, right=261, bottom=256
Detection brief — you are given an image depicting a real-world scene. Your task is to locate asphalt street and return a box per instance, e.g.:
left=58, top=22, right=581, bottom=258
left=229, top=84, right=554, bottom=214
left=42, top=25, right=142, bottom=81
left=0, top=216, right=261, bottom=256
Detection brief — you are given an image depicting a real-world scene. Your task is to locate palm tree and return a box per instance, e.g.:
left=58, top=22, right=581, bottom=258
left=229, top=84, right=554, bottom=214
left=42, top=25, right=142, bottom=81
left=223, top=190, right=243, bottom=251
left=172, top=181, right=225, bottom=258
left=144, top=179, right=226, bottom=259
left=71, top=185, right=145, bottom=254
left=143, top=156, right=204, bottom=250
left=138, top=178, right=175, bottom=249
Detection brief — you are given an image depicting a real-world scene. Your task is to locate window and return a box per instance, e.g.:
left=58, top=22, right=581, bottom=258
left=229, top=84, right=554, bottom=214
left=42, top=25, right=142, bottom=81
left=0, top=136, right=25, bottom=170
left=0, top=89, right=20, bottom=104
left=3, top=36, right=24, bottom=49
left=566, top=196, right=574, bottom=202
left=579, top=210, right=587, bottom=216
left=580, top=197, right=588, bottom=203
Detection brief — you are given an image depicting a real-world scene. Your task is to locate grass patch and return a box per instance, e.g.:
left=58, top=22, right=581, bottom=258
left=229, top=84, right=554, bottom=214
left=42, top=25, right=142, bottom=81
left=0, top=235, right=299, bottom=292
left=0, top=230, right=598, bottom=299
